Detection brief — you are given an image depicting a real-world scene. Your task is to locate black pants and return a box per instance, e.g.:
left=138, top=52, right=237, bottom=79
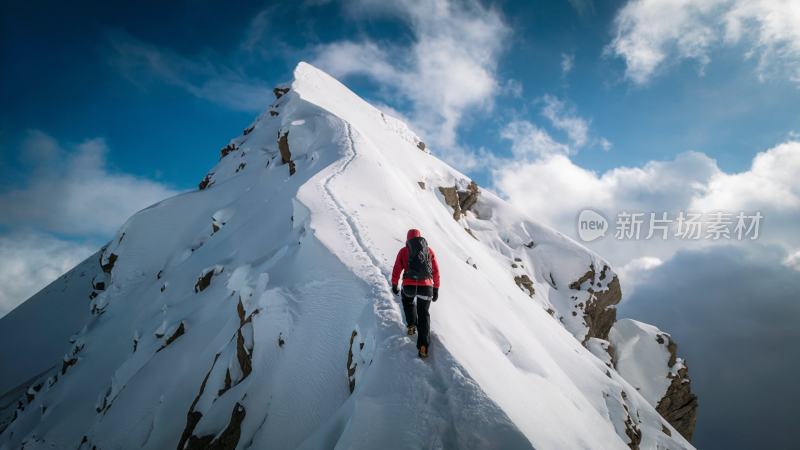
left=401, top=285, right=433, bottom=349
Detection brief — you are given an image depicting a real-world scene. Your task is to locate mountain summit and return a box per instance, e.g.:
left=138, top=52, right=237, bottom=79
left=0, top=62, right=696, bottom=449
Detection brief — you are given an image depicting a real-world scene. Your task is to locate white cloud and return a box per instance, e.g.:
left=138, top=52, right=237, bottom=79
left=616, top=256, right=663, bottom=297
left=0, top=231, right=95, bottom=316
left=499, top=96, right=610, bottom=158
left=312, top=0, right=509, bottom=152
left=784, top=249, right=800, bottom=271
left=561, top=53, right=575, bottom=76
left=0, top=131, right=179, bottom=236
left=494, top=141, right=800, bottom=274
left=541, top=95, right=590, bottom=148
left=568, top=0, right=595, bottom=17
left=500, top=121, right=572, bottom=158
left=109, top=32, right=274, bottom=112
left=608, top=0, right=800, bottom=86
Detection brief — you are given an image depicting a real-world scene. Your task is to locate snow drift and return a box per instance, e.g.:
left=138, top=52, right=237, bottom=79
left=0, top=62, right=696, bottom=449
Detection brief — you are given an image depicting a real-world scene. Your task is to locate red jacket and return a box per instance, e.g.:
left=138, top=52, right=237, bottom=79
left=391, top=230, right=440, bottom=288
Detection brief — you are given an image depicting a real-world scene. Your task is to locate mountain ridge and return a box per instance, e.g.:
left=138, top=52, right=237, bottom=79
left=0, top=62, right=696, bottom=449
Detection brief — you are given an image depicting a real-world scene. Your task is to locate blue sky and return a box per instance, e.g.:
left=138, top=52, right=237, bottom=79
left=1, top=1, right=799, bottom=448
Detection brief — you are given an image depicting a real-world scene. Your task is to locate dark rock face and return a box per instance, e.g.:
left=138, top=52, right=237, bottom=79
left=438, top=181, right=480, bottom=220
left=514, top=275, right=535, bottom=297
left=278, top=131, right=296, bottom=176
left=198, top=173, right=215, bottom=191
left=273, top=86, right=290, bottom=99
left=656, top=340, right=698, bottom=441
left=100, top=253, right=118, bottom=274
left=194, top=268, right=220, bottom=293
left=219, top=143, right=237, bottom=160
left=157, top=322, right=186, bottom=352
left=347, top=330, right=358, bottom=393
left=569, top=264, right=621, bottom=342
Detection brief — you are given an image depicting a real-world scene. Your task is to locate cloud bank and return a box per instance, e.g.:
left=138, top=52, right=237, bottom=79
left=619, top=244, right=800, bottom=450
left=312, top=0, right=509, bottom=164
left=608, top=0, right=800, bottom=85
left=0, top=131, right=179, bottom=316
left=0, top=131, right=179, bottom=236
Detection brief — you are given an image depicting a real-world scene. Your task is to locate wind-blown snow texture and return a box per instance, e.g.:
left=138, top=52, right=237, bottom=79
left=0, top=63, right=695, bottom=449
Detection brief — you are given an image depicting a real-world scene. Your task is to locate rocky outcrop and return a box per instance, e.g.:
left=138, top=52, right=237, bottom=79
left=608, top=319, right=699, bottom=442
left=622, top=391, right=642, bottom=450
left=438, top=180, right=480, bottom=220
left=100, top=253, right=117, bottom=274
left=514, top=275, right=535, bottom=297
left=219, top=143, right=237, bottom=159
left=347, top=330, right=358, bottom=393
left=278, top=130, right=296, bottom=176
left=194, top=266, right=223, bottom=293
left=198, top=173, right=215, bottom=190
left=273, top=86, right=290, bottom=99
left=569, top=264, right=621, bottom=342
left=157, top=322, right=185, bottom=352
left=656, top=341, right=698, bottom=441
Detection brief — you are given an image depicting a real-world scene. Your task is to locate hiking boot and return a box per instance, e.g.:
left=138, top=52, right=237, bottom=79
left=418, top=345, right=428, bottom=358
left=407, top=325, right=416, bottom=336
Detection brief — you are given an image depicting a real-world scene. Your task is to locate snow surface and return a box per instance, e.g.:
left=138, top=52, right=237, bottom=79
left=608, top=319, right=685, bottom=407
left=0, top=62, right=693, bottom=449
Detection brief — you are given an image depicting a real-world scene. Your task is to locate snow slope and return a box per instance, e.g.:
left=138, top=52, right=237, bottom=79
left=0, top=62, right=694, bottom=449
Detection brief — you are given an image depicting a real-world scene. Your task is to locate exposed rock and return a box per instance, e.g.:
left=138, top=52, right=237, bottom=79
left=100, top=253, right=118, bottom=274
left=219, top=143, right=237, bottom=160
left=198, top=173, right=215, bottom=190
left=92, top=278, right=105, bottom=291
left=623, top=403, right=642, bottom=450
left=177, top=354, right=219, bottom=450
left=61, top=356, right=77, bottom=375
left=459, top=181, right=480, bottom=212
left=569, top=264, right=621, bottom=342
left=158, top=322, right=186, bottom=352
left=243, top=125, right=255, bottom=136
left=235, top=162, right=246, bottom=173
left=416, top=141, right=426, bottom=151
left=273, top=86, right=290, bottom=99
left=464, top=228, right=478, bottom=240
left=269, top=110, right=279, bottom=117
left=194, top=267, right=222, bottom=293
left=347, top=330, right=358, bottom=393
left=438, top=180, right=480, bottom=220
left=417, top=181, right=425, bottom=189
left=187, top=402, right=246, bottom=450
left=278, top=131, right=296, bottom=176
left=524, top=241, right=535, bottom=249
left=235, top=329, right=252, bottom=379
left=656, top=360, right=698, bottom=441
left=514, top=275, right=535, bottom=297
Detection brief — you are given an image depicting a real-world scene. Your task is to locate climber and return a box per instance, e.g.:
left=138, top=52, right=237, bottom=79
left=391, top=229, right=440, bottom=358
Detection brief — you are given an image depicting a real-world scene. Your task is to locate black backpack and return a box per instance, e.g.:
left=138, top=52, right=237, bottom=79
left=405, top=237, right=433, bottom=280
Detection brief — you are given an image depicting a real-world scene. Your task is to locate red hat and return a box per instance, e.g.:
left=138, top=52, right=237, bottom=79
left=406, top=229, right=421, bottom=240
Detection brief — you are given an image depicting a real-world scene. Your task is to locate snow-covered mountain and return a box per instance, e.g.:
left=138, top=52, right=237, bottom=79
left=0, top=62, right=697, bottom=449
